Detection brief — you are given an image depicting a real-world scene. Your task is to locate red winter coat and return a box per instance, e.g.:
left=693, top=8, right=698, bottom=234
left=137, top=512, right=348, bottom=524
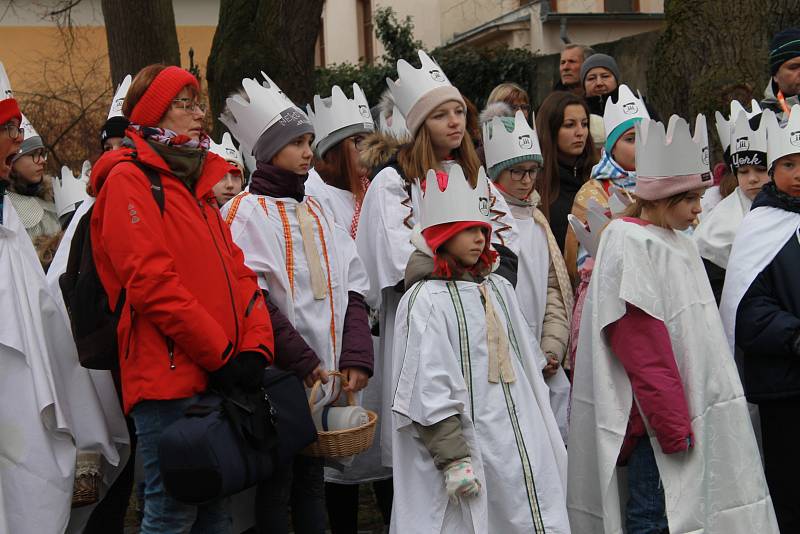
left=90, top=131, right=274, bottom=413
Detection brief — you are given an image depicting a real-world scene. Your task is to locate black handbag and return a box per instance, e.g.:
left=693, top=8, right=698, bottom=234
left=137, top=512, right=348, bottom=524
left=158, top=366, right=317, bottom=504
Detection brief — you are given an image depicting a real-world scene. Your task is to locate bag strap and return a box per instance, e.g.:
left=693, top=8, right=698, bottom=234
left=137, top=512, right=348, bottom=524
left=130, top=161, right=165, bottom=215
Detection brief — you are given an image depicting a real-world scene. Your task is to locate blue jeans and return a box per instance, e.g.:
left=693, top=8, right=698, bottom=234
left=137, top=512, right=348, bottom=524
left=132, top=396, right=232, bottom=534
left=626, top=438, right=668, bottom=534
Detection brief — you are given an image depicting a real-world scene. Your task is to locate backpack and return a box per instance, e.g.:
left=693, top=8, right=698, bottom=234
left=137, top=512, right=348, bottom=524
left=59, top=161, right=165, bottom=370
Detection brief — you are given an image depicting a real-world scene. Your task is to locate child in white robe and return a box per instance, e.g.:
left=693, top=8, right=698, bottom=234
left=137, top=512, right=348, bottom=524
left=391, top=163, right=569, bottom=534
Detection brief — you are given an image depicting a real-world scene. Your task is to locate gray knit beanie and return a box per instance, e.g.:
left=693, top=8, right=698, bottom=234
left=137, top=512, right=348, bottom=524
left=253, top=107, right=315, bottom=163
left=580, top=54, right=621, bottom=86
left=12, top=135, right=45, bottom=163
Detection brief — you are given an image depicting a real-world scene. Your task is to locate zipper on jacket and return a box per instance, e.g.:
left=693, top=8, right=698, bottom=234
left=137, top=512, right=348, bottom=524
left=245, top=290, right=259, bottom=318
left=197, top=199, right=240, bottom=355
left=166, top=337, right=176, bottom=370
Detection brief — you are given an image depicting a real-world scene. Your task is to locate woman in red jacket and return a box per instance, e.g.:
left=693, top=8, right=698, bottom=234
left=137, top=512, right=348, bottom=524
left=90, top=64, right=275, bottom=534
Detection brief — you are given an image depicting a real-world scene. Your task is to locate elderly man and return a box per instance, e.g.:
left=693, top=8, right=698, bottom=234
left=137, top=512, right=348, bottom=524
left=762, top=27, right=800, bottom=122
left=554, top=44, right=594, bottom=95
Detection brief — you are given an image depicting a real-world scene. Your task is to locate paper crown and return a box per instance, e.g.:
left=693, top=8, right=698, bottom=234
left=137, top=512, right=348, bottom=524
left=221, top=72, right=298, bottom=155
left=0, top=61, right=13, bottom=100
left=635, top=114, right=709, bottom=178
left=603, top=84, right=650, bottom=137
left=714, top=99, right=762, bottom=153
left=763, top=105, right=800, bottom=170
left=209, top=132, right=244, bottom=170
left=418, top=163, right=491, bottom=231
left=54, top=161, right=91, bottom=218
left=730, top=109, right=767, bottom=165
left=386, top=50, right=455, bottom=119
left=482, top=110, right=541, bottom=170
left=107, top=74, right=132, bottom=119
left=20, top=113, right=40, bottom=139
left=378, top=105, right=411, bottom=140
left=307, top=84, right=374, bottom=151
left=567, top=201, right=610, bottom=259
left=607, top=185, right=633, bottom=215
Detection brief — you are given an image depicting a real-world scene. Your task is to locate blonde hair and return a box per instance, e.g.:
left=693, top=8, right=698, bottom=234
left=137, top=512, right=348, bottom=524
left=487, top=82, right=529, bottom=109
left=621, top=191, right=691, bottom=229
left=397, top=123, right=482, bottom=187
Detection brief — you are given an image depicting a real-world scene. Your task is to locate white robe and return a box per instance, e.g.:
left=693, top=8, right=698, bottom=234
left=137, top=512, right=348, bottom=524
left=391, top=274, right=569, bottom=534
left=356, top=164, right=518, bottom=466
left=568, top=219, right=778, bottom=534
left=43, top=198, right=131, bottom=534
left=508, top=203, right=570, bottom=442
left=694, top=187, right=752, bottom=269
left=305, top=169, right=392, bottom=484
left=0, top=197, right=120, bottom=534
left=221, top=192, right=369, bottom=408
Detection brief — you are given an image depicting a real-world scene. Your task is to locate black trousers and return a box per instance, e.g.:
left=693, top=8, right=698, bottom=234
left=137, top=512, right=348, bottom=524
left=325, top=478, right=393, bottom=534
left=759, top=398, right=800, bottom=533
left=255, top=455, right=326, bottom=534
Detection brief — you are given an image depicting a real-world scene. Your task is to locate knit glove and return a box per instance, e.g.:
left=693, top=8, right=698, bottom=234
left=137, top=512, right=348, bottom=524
left=444, top=457, right=481, bottom=500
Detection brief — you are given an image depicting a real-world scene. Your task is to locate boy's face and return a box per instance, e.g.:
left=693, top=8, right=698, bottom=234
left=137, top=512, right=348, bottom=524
left=735, top=165, right=770, bottom=200
left=443, top=225, right=487, bottom=268
left=772, top=153, right=800, bottom=197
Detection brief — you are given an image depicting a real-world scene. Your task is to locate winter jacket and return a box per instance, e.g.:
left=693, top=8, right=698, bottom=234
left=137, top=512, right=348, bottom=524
left=90, top=130, right=275, bottom=413
left=735, top=184, right=800, bottom=402
left=760, top=80, right=799, bottom=124
left=549, top=160, right=589, bottom=252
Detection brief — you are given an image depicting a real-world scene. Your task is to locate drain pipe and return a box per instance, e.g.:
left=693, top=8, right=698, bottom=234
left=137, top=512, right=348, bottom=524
left=560, top=16, right=570, bottom=44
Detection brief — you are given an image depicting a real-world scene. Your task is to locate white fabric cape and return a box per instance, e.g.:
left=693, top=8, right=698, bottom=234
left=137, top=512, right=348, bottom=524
left=508, top=204, right=570, bottom=442
left=356, top=165, right=518, bottom=466
left=568, top=219, right=778, bottom=533
left=693, top=187, right=752, bottom=269
left=0, top=198, right=125, bottom=533
left=699, top=184, right=722, bottom=220
left=720, top=205, right=800, bottom=355
left=304, top=170, right=392, bottom=483
left=391, top=274, right=569, bottom=534
left=44, top=197, right=131, bottom=533
left=222, top=192, right=369, bottom=408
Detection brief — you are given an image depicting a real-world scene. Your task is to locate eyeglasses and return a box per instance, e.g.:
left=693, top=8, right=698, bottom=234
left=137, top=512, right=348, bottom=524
left=171, top=98, right=207, bottom=114
left=2, top=122, right=24, bottom=140
left=29, top=149, right=48, bottom=164
left=509, top=167, right=539, bottom=181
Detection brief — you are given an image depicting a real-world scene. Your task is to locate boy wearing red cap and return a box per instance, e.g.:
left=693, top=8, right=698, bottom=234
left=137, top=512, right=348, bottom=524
left=390, top=164, right=569, bottom=534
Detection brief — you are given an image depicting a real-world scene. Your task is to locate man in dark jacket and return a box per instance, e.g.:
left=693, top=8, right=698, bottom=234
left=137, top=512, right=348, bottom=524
left=553, top=44, right=594, bottom=96
left=761, top=27, right=800, bottom=123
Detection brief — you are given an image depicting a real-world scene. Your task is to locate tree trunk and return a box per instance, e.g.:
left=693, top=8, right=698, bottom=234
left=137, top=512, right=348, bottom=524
left=647, top=0, right=800, bottom=135
left=207, top=0, right=325, bottom=138
left=101, top=0, right=181, bottom=86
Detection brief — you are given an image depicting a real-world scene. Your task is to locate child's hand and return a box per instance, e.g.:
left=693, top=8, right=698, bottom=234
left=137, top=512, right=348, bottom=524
left=444, top=457, right=481, bottom=500
left=542, top=356, right=560, bottom=379
left=341, top=367, right=369, bottom=393
left=304, top=366, right=328, bottom=388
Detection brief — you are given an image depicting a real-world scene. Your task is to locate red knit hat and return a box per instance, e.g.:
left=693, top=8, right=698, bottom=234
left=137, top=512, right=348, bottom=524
left=0, top=98, right=21, bottom=126
left=129, top=66, right=200, bottom=127
left=422, top=220, right=491, bottom=253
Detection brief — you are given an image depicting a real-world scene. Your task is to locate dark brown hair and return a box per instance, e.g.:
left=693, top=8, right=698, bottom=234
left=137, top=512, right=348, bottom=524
left=314, top=138, right=367, bottom=204
left=122, top=64, right=198, bottom=119
left=534, top=91, right=597, bottom=219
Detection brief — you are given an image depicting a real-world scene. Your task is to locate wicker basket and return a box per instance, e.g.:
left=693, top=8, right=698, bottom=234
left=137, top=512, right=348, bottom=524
left=303, top=371, right=378, bottom=458
left=72, top=451, right=102, bottom=508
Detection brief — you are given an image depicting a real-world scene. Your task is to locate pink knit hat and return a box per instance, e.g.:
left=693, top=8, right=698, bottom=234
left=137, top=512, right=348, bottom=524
left=129, top=66, right=200, bottom=127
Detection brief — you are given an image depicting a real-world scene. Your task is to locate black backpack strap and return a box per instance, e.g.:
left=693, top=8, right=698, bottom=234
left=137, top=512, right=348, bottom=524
left=130, top=161, right=165, bottom=215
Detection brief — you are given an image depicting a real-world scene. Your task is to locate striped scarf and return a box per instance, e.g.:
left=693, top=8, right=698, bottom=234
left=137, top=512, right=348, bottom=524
left=590, top=149, right=636, bottom=188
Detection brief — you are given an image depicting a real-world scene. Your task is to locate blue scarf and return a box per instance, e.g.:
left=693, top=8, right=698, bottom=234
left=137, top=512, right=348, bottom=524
left=589, top=149, right=636, bottom=189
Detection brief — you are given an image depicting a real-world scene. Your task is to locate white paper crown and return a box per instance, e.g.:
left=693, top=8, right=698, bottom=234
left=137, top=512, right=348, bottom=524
left=763, top=105, right=800, bottom=170
left=209, top=132, right=244, bottom=170
left=387, top=50, right=455, bottom=118
left=482, top=110, right=541, bottom=170
left=307, top=84, right=374, bottom=150
left=730, top=109, right=767, bottom=161
left=567, top=200, right=610, bottom=259
left=54, top=161, right=90, bottom=218
left=418, top=163, right=491, bottom=230
left=107, top=74, right=132, bottom=119
left=221, top=73, right=297, bottom=155
left=0, top=61, right=13, bottom=100
left=607, top=185, right=633, bottom=215
left=378, top=105, right=411, bottom=140
left=603, top=84, right=650, bottom=138
left=635, top=114, right=709, bottom=178
left=714, top=99, right=761, bottom=153
left=20, top=113, right=40, bottom=139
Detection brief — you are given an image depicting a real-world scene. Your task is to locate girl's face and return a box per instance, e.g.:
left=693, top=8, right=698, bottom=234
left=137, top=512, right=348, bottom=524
left=611, top=127, right=636, bottom=172
left=159, top=87, right=206, bottom=140
left=347, top=134, right=369, bottom=178
left=12, top=149, right=46, bottom=184
left=424, top=101, right=466, bottom=159
left=557, top=104, right=589, bottom=158
left=495, top=162, right=539, bottom=201
left=772, top=153, right=800, bottom=197
left=662, top=188, right=705, bottom=230
left=443, top=226, right=487, bottom=268
left=735, top=165, right=770, bottom=201
left=212, top=170, right=243, bottom=207
left=271, top=133, right=314, bottom=174
left=584, top=67, right=617, bottom=97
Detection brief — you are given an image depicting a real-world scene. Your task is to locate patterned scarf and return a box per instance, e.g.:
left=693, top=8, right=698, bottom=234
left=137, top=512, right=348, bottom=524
left=590, top=149, right=636, bottom=189
left=349, top=175, right=371, bottom=239
left=129, top=124, right=211, bottom=150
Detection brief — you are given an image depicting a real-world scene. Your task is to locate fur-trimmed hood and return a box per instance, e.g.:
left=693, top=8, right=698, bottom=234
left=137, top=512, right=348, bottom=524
left=360, top=131, right=407, bottom=177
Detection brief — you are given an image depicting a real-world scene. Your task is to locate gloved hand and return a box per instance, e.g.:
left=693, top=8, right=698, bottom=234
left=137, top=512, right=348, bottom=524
left=236, top=351, right=268, bottom=392
left=209, top=357, right=241, bottom=394
left=444, top=457, right=481, bottom=500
